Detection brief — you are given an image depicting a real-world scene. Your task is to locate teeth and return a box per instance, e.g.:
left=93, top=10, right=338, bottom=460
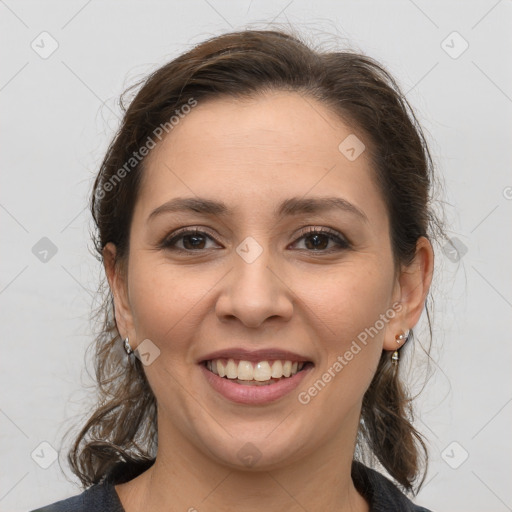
left=237, top=361, right=253, bottom=380
left=207, top=358, right=306, bottom=381
left=225, top=358, right=238, bottom=379
left=253, top=361, right=272, bottom=381
left=271, top=360, right=283, bottom=378
left=217, top=360, right=226, bottom=378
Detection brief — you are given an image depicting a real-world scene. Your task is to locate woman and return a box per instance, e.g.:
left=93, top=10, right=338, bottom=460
left=32, top=28, right=440, bottom=512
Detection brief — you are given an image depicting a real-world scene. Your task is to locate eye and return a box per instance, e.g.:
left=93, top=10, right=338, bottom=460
left=291, top=227, right=351, bottom=252
left=160, top=228, right=220, bottom=252
left=159, top=226, right=351, bottom=254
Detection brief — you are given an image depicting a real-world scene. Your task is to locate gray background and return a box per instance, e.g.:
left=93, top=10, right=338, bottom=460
left=1, top=1, right=511, bottom=511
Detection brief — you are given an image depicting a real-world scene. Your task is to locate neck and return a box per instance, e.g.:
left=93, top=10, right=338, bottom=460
left=115, top=413, right=369, bottom=512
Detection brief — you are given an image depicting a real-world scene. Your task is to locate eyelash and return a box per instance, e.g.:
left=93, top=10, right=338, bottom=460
left=159, top=226, right=351, bottom=254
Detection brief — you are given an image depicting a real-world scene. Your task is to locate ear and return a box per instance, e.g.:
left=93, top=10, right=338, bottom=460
left=103, top=242, right=136, bottom=343
left=383, top=236, right=434, bottom=351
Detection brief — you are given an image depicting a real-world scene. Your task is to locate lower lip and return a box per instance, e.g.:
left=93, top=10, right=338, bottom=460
left=200, top=363, right=312, bottom=405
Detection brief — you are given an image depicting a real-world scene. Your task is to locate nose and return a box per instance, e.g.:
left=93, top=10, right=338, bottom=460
left=215, top=247, right=294, bottom=329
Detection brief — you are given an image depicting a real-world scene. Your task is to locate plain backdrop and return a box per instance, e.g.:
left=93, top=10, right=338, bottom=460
left=1, top=1, right=511, bottom=511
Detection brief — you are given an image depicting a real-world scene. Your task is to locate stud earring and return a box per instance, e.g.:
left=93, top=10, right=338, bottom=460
left=123, top=337, right=133, bottom=355
left=391, top=330, right=410, bottom=365
left=395, top=331, right=408, bottom=344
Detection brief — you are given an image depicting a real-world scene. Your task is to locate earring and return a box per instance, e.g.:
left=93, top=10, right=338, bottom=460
left=395, top=331, right=408, bottom=344
left=392, top=330, right=410, bottom=365
left=123, top=337, right=133, bottom=355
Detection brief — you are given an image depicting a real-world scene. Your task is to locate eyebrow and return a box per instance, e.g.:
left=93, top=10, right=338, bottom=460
left=147, top=196, right=368, bottom=223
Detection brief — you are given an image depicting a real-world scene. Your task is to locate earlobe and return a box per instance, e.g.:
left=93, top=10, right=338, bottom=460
left=383, top=236, right=434, bottom=352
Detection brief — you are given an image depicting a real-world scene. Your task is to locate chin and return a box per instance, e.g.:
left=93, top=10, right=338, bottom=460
left=196, top=424, right=312, bottom=472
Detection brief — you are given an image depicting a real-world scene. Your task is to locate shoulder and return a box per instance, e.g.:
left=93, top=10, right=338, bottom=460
left=29, top=481, right=124, bottom=512
left=352, top=460, right=434, bottom=512
left=30, top=459, right=154, bottom=512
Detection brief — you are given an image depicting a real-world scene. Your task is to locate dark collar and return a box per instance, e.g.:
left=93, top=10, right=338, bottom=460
left=101, top=459, right=431, bottom=512
left=351, top=460, right=432, bottom=511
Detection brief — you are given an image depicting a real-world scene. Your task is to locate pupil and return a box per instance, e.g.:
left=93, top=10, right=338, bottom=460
left=306, top=234, right=327, bottom=250
left=184, top=235, right=204, bottom=249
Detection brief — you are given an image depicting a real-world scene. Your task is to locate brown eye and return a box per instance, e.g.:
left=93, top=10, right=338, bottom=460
left=292, top=228, right=350, bottom=252
left=160, top=227, right=350, bottom=254
left=161, top=229, right=220, bottom=252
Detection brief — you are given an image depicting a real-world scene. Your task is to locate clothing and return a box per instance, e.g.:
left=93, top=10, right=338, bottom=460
left=30, top=460, right=433, bottom=512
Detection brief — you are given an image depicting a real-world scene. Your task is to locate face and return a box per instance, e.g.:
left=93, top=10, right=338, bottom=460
left=106, top=91, right=416, bottom=471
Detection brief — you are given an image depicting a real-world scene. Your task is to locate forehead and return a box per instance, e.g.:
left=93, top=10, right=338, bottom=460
left=149, top=92, right=361, bottom=166
left=134, top=91, right=387, bottom=229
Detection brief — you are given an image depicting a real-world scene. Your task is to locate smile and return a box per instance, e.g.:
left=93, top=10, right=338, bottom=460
left=205, top=358, right=310, bottom=385
left=200, top=357, right=314, bottom=404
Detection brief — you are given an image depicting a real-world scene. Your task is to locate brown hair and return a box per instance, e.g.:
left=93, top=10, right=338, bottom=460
left=66, top=28, right=443, bottom=494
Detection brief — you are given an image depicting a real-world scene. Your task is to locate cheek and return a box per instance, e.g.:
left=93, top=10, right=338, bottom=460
left=300, top=261, right=394, bottom=340
left=127, top=260, right=204, bottom=352
left=297, top=262, right=393, bottom=400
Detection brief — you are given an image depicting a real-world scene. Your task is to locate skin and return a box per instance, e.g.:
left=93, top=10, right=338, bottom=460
left=103, top=91, right=434, bottom=512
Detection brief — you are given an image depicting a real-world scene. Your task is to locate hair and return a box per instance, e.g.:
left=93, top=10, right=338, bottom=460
left=66, top=27, right=444, bottom=494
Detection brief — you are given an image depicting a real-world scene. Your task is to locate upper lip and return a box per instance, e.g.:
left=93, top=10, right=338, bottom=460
left=199, top=348, right=312, bottom=364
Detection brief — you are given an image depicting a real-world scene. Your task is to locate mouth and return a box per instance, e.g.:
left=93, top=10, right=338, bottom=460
left=202, top=358, right=314, bottom=386
left=199, top=351, right=314, bottom=404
